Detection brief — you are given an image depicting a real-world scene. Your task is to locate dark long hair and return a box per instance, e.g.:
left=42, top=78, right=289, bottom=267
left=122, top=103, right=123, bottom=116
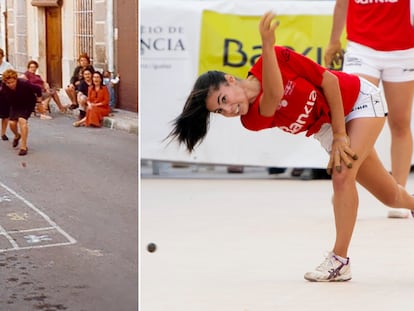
left=166, top=70, right=227, bottom=152
left=92, top=71, right=104, bottom=87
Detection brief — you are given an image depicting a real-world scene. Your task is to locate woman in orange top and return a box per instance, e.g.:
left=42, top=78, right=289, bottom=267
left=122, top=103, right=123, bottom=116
left=73, top=71, right=110, bottom=127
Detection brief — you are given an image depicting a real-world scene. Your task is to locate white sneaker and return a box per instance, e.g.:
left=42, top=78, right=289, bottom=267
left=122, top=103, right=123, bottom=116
left=304, top=252, right=352, bottom=282
left=387, top=208, right=412, bottom=219
left=40, top=114, right=52, bottom=120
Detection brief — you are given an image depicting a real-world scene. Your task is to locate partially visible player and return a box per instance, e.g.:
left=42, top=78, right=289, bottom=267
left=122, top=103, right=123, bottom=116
left=325, top=0, right=414, bottom=218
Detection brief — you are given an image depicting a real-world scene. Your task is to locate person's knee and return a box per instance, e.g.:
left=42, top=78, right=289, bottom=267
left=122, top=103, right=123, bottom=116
left=78, top=95, right=87, bottom=106
left=18, top=117, right=27, bottom=125
left=65, top=86, right=74, bottom=95
left=388, top=122, right=412, bottom=137
left=331, top=169, right=356, bottom=192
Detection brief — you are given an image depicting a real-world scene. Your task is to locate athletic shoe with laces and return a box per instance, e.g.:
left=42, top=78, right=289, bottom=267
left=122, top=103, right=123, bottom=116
left=304, top=252, right=352, bottom=282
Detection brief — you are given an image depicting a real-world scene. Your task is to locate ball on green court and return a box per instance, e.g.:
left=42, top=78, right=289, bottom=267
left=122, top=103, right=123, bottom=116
left=147, top=243, right=157, bottom=253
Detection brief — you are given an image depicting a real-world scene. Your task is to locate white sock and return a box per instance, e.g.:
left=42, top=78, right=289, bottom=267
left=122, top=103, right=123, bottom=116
left=334, top=253, right=349, bottom=264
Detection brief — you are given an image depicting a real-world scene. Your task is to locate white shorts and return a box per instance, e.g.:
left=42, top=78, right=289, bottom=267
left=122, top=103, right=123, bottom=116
left=343, top=41, right=414, bottom=82
left=314, top=77, right=387, bottom=153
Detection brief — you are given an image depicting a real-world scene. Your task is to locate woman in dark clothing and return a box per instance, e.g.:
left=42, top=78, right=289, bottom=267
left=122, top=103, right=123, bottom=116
left=1, top=69, right=42, bottom=155
left=23, top=60, right=67, bottom=118
left=76, top=66, right=94, bottom=119
left=65, top=53, right=95, bottom=109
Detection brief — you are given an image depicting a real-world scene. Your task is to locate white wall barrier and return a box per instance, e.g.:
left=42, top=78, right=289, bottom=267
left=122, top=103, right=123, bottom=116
left=141, top=0, right=398, bottom=169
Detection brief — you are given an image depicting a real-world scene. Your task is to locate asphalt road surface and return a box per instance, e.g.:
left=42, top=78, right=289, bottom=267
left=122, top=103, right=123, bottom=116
left=0, top=113, right=138, bottom=311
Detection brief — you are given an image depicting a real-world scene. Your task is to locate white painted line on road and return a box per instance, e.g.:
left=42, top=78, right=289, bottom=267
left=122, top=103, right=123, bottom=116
left=0, top=224, right=19, bottom=248
left=0, top=181, right=77, bottom=252
left=2, top=241, right=76, bottom=252
left=9, top=226, right=55, bottom=233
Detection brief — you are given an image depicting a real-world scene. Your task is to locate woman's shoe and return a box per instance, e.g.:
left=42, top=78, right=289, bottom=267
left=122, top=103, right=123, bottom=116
left=18, top=148, right=28, bottom=156
left=12, top=134, right=21, bottom=148
left=1, top=134, right=8, bottom=141
left=40, top=114, right=52, bottom=120
left=72, top=121, right=82, bottom=127
left=69, top=103, right=79, bottom=110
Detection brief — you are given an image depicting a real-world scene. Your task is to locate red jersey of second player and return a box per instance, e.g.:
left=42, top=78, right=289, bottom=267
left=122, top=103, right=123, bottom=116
left=346, top=0, right=414, bottom=51
left=241, top=46, right=360, bottom=136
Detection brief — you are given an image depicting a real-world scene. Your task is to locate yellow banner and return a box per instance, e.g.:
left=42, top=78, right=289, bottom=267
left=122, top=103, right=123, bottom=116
left=199, top=11, right=346, bottom=76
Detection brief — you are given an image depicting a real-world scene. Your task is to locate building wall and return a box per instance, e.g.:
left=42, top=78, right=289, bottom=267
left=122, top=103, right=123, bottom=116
left=93, top=0, right=106, bottom=71
left=116, top=0, right=138, bottom=112
left=0, top=0, right=6, bottom=51
left=61, top=0, right=75, bottom=87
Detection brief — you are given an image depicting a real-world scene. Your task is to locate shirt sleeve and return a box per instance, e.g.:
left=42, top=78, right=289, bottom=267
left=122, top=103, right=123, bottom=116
left=275, top=46, right=326, bottom=87
left=249, top=46, right=326, bottom=86
left=30, top=82, right=42, bottom=97
left=70, top=66, right=81, bottom=84
left=240, top=97, right=275, bottom=131
left=111, top=76, right=120, bottom=84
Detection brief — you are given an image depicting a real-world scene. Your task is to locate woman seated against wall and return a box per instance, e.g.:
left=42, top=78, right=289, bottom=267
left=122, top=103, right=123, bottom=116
left=73, top=71, right=110, bottom=128
left=22, top=60, right=67, bottom=119
left=65, top=53, right=94, bottom=110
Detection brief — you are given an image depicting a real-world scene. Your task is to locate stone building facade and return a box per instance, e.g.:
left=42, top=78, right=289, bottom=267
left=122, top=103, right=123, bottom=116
left=0, top=0, right=137, bottom=112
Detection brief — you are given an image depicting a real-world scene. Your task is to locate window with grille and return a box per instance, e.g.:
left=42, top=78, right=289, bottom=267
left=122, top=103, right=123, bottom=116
left=74, top=0, right=94, bottom=62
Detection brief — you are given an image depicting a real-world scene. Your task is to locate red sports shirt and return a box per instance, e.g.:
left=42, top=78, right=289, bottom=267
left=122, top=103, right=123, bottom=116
left=347, top=0, right=414, bottom=51
left=241, top=46, right=360, bottom=136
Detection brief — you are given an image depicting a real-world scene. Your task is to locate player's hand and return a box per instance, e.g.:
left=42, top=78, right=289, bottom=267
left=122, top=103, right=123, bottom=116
left=259, top=11, right=280, bottom=47
left=324, top=41, right=343, bottom=68
left=326, top=133, right=358, bottom=175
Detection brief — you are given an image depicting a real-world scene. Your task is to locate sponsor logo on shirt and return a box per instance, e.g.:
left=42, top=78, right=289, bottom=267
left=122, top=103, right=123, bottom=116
left=354, top=0, right=397, bottom=4
left=284, top=80, right=295, bottom=96
left=279, top=90, right=317, bottom=134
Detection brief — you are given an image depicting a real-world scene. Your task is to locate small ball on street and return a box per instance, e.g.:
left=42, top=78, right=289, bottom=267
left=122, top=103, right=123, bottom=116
left=147, top=243, right=157, bottom=253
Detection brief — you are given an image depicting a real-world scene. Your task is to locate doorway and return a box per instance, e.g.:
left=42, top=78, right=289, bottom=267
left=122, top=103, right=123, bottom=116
left=45, top=6, right=62, bottom=88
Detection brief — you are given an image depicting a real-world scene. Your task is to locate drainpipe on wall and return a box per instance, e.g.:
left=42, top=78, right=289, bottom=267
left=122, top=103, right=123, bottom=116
left=107, top=0, right=114, bottom=73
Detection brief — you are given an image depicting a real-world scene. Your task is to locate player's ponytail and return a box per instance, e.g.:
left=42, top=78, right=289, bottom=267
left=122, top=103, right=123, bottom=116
left=166, top=70, right=227, bottom=152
